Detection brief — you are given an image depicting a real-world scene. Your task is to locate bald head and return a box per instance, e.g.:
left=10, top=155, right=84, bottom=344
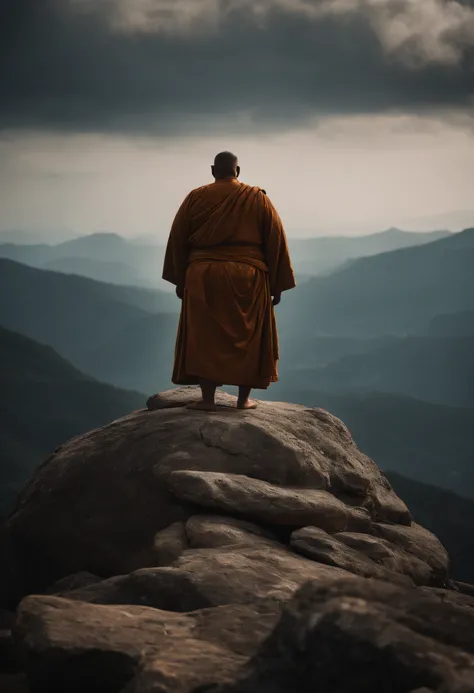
left=212, top=151, right=240, bottom=180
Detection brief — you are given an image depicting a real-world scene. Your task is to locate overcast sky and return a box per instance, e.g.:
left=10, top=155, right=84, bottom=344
left=1, top=0, right=474, bottom=239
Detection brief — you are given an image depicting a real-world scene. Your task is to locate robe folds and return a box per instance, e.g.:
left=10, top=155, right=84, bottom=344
left=162, top=178, right=296, bottom=389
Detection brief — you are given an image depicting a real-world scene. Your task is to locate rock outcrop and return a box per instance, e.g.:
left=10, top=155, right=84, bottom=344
left=15, top=594, right=279, bottom=693
left=214, top=578, right=474, bottom=693
left=2, top=387, right=470, bottom=693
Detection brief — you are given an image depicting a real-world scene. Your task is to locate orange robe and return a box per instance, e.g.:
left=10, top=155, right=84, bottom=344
left=162, top=178, right=295, bottom=389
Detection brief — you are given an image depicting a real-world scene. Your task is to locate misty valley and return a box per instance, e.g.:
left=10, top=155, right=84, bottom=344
left=1, top=226, right=473, bottom=584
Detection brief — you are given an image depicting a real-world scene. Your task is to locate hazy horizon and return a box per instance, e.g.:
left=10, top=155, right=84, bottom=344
left=1, top=213, right=472, bottom=246
left=1, top=121, right=474, bottom=241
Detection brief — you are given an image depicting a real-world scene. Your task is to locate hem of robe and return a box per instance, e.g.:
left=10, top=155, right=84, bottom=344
left=172, top=374, right=278, bottom=390
left=172, top=258, right=280, bottom=392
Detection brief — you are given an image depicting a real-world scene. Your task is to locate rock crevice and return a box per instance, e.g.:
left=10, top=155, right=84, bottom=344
left=2, top=387, right=468, bottom=693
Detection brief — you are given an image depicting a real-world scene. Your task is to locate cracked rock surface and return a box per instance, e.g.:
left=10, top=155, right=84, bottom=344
left=213, top=578, right=474, bottom=693
left=4, top=386, right=470, bottom=693
left=4, top=387, right=447, bottom=604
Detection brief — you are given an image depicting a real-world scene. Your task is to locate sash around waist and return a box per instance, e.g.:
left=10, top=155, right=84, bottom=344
left=188, top=245, right=268, bottom=273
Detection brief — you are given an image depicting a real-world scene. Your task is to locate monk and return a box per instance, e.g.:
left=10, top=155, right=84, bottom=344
left=162, top=151, right=295, bottom=411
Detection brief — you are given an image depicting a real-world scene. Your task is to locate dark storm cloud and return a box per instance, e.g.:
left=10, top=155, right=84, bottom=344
left=1, top=0, right=473, bottom=134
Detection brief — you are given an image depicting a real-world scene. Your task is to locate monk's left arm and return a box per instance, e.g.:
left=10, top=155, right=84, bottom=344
left=262, top=195, right=296, bottom=296
left=162, top=194, right=192, bottom=293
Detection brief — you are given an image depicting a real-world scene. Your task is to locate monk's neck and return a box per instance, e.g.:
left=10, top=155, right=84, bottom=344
left=214, top=177, right=240, bottom=185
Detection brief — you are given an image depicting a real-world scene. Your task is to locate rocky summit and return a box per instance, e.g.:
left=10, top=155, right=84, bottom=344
left=1, top=387, right=474, bottom=693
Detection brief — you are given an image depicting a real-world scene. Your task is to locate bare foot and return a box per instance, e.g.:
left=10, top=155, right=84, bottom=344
left=186, top=400, right=217, bottom=412
left=237, top=399, right=258, bottom=410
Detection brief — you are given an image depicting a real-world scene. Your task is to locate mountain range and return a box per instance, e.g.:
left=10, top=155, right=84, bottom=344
left=0, top=233, right=166, bottom=289
left=0, top=227, right=452, bottom=289
left=280, top=227, right=474, bottom=338
left=78, top=312, right=179, bottom=393
left=1, top=228, right=473, bottom=502
left=287, top=227, right=450, bottom=275
left=0, top=259, right=177, bottom=364
left=281, top=335, right=474, bottom=407
left=0, top=326, right=144, bottom=514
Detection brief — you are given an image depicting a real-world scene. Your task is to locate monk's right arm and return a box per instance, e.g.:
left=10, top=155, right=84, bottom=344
left=162, top=194, right=192, bottom=295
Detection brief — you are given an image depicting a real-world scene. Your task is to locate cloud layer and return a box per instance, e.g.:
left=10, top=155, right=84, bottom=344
left=1, top=0, right=473, bottom=134
left=109, top=0, right=474, bottom=66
